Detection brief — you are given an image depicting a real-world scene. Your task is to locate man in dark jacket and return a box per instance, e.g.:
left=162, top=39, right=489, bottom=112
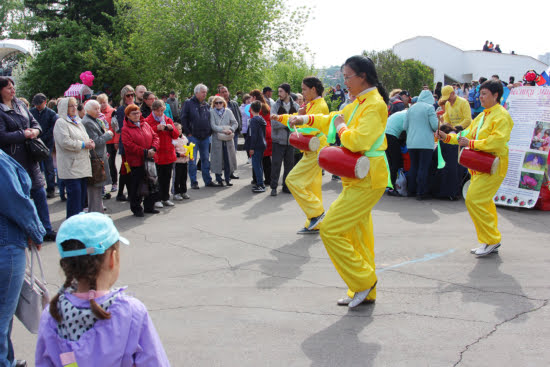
left=30, top=93, right=58, bottom=197
left=140, top=91, right=155, bottom=118
left=269, top=83, right=299, bottom=196
left=219, top=85, right=242, bottom=179
left=166, top=91, right=180, bottom=123
left=180, top=83, right=217, bottom=189
left=388, top=90, right=410, bottom=116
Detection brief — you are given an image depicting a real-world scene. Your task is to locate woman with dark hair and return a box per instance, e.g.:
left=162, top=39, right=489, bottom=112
left=249, top=89, right=272, bottom=185
left=0, top=76, right=56, bottom=241
left=271, top=76, right=329, bottom=233
left=437, top=80, right=513, bottom=257
left=434, top=81, right=443, bottom=101
left=289, top=56, right=390, bottom=307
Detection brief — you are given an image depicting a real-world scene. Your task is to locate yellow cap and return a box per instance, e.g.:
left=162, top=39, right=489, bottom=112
left=439, top=85, right=454, bottom=103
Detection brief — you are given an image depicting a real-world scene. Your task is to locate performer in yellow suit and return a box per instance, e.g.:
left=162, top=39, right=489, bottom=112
left=289, top=56, right=390, bottom=307
left=437, top=80, right=513, bottom=257
left=271, top=77, right=329, bottom=234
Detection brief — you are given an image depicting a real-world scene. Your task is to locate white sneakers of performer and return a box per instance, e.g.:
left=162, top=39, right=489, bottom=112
left=470, top=245, right=499, bottom=254
left=337, top=296, right=375, bottom=306
left=473, top=243, right=501, bottom=257
left=348, top=281, right=377, bottom=308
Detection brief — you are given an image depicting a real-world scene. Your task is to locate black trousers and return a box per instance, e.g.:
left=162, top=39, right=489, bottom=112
left=174, top=163, right=188, bottom=194
left=129, top=165, right=155, bottom=214
left=106, top=144, right=118, bottom=185
left=385, top=134, right=403, bottom=186
left=270, top=143, right=294, bottom=189
left=215, top=142, right=231, bottom=184
left=156, top=163, right=173, bottom=201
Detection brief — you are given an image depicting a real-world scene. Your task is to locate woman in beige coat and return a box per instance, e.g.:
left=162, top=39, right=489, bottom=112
left=53, top=97, right=95, bottom=218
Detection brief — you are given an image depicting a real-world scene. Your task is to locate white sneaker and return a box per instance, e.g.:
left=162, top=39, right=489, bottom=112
left=182, top=193, right=190, bottom=199
left=349, top=281, right=377, bottom=308
left=173, top=194, right=183, bottom=201
left=337, top=296, right=375, bottom=306
left=154, top=201, right=164, bottom=208
left=474, top=243, right=501, bottom=257
left=162, top=200, right=175, bottom=207
left=470, top=245, right=499, bottom=254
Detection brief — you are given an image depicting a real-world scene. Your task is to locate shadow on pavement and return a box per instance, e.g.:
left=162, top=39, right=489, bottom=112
left=301, top=306, right=381, bottom=367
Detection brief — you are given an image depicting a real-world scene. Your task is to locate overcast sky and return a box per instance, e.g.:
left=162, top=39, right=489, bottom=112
left=297, top=0, right=548, bottom=68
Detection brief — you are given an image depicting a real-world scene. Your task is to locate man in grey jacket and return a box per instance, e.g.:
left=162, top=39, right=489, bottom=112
left=166, top=91, right=180, bottom=122
left=219, top=86, right=242, bottom=179
left=269, top=83, right=299, bottom=196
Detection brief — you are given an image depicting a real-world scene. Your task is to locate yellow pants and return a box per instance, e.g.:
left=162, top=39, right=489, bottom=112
left=285, top=149, right=324, bottom=229
left=320, top=175, right=385, bottom=295
left=465, top=172, right=504, bottom=245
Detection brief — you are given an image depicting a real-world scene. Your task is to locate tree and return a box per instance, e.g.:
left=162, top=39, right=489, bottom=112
left=119, top=0, right=309, bottom=95
left=260, top=49, right=315, bottom=98
left=362, top=50, right=432, bottom=97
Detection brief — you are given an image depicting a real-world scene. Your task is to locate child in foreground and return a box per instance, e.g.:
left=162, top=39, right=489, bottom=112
left=35, top=212, right=170, bottom=367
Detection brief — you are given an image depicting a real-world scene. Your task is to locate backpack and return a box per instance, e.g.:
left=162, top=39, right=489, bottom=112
left=473, top=86, right=482, bottom=110
left=468, top=88, right=476, bottom=106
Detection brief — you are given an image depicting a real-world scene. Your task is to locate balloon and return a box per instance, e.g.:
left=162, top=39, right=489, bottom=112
left=80, top=71, right=95, bottom=87
left=244, top=104, right=251, bottom=117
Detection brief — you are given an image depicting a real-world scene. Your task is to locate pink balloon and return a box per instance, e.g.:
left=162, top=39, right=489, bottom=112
left=80, top=71, right=95, bottom=87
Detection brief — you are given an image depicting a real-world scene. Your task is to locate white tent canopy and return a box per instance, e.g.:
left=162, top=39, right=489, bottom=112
left=0, top=39, right=36, bottom=60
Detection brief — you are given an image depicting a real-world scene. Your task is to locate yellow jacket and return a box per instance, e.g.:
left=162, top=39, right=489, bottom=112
left=276, top=97, right=330, bottom=134
left=443, top=96, right=472, bottom=129
left=308, top=88, right=388, bottom=189
left=445, top=103, right=513, bottom=177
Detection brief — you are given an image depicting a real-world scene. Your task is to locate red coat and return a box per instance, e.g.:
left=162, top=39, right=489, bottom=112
left=260, top=110, right=272, bottom=157
left=101, top=105, right=117, bottom=144
left=121, top=117, right=160, bottom=167
left=144, top=114, right=179, bottom=165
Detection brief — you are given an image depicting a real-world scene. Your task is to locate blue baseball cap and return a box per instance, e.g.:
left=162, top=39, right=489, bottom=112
left=56, top=213, right=129, bottom=258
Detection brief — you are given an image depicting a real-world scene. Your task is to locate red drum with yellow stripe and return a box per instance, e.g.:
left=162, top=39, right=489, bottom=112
left=318, top=146, right=370, bottom=179
left=458, top=148, right=499, bottom=174
left=289, top=132, right=320, bottom=152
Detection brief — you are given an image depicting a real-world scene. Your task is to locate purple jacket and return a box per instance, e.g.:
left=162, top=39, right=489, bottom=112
left=36, top=288, right=170, bottom=367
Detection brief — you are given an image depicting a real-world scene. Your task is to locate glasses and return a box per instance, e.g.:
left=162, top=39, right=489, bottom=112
left=343, top=74, right=357, bottom=82
left=68, top=104, right=77, bottom=108
left=214, top=101, right=224, bottom=105
left=125, top=94, right=135, bottom=98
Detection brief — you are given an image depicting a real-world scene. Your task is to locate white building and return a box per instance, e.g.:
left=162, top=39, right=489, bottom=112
left=393, top=36, right=548, bottom=85
left=539, top=52, right=550, bottom=66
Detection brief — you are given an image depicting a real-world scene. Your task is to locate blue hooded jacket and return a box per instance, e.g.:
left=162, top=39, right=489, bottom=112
left=403, top=90, right=438, bottom=149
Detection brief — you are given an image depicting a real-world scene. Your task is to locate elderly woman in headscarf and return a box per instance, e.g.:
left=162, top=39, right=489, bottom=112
left=209, top=95, right=238, bottom=186
left=0, top=76, right=56, bottom=241
left=53, top=97, right=96, bottom=218
left=82, top=100, right=114, bottom=213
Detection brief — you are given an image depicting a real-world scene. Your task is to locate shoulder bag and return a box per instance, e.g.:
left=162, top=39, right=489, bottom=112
left=88, top=149, right=106, bottom=185
left=15, top=245, right=50, bottom=334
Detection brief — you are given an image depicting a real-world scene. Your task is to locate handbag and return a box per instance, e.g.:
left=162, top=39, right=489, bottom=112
left=25, top=138, right=50, bottom=162
left=15, top=245, right=50, bottom=334
left=143, top=150, right=159, bottom=195
left=217, top=125, right=234, bottom=141
left=88, top=149, right=106, bottom=185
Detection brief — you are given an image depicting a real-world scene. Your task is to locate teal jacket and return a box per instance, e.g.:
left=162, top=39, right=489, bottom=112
left=385, top=110, right=407, bottom=138
left=404, top=90, right=438, bottom=149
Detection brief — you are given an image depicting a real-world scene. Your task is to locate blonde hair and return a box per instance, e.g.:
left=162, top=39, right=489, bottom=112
left=96, top=93, right=109, bottom=104
left=389, top=89, right=402, bottom=98
left=211, top=96, right=227, bottom=108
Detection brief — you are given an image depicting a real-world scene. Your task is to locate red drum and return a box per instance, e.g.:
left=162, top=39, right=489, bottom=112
left=318, top=146, right=370, bottom=179
left=458, top=148, right=499, bottom=174
left=289, top=132, right=320, bottom=152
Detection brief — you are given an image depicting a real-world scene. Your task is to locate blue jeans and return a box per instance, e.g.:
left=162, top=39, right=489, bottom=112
left=407, top=149, right=433, bottom=197
left=187, top=136, right=212, bottom=185
left=40, top=154, right=56, bottom=194
left=233, top=133, right=239, bottom=151
left=64, top=178, right=87, bottom=218
left=252, top=149, right=265, bottom=187
left=0, top=245, right=26, bottom=367
left=30, top=187, right=52, bottom=235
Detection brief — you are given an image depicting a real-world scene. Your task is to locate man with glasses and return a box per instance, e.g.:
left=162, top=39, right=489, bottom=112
left=180, top=83, right=218, bottom=188
left=140, top=91, right=156, bottom=118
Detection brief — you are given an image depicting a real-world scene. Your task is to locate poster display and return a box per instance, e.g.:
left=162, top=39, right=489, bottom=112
left=495, top=87, right=550, bottom=208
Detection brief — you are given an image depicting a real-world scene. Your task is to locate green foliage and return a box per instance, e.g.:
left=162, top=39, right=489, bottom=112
left=261, top=49, right=315, bottom=99
left=362, top=50, right=432, bottom=97
left=323, top=94, right=342, bottom=112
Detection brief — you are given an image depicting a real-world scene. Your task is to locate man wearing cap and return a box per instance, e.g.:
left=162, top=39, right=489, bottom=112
left=30, top=93, right=59, bottom=198
left=388, top=90, right=410, bottom=116
left=440, top=85, right=472, bottom=129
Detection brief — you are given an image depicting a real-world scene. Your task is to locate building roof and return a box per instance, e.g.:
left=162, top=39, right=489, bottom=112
left=0, top=39, right=36, bottom=60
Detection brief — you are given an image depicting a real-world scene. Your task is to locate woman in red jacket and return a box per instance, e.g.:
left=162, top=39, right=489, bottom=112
left=249, top=89, right=271, bottom=185
left=145, top=100, right=179, bottom=207
left=121, top=104, right=160, bottom=217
